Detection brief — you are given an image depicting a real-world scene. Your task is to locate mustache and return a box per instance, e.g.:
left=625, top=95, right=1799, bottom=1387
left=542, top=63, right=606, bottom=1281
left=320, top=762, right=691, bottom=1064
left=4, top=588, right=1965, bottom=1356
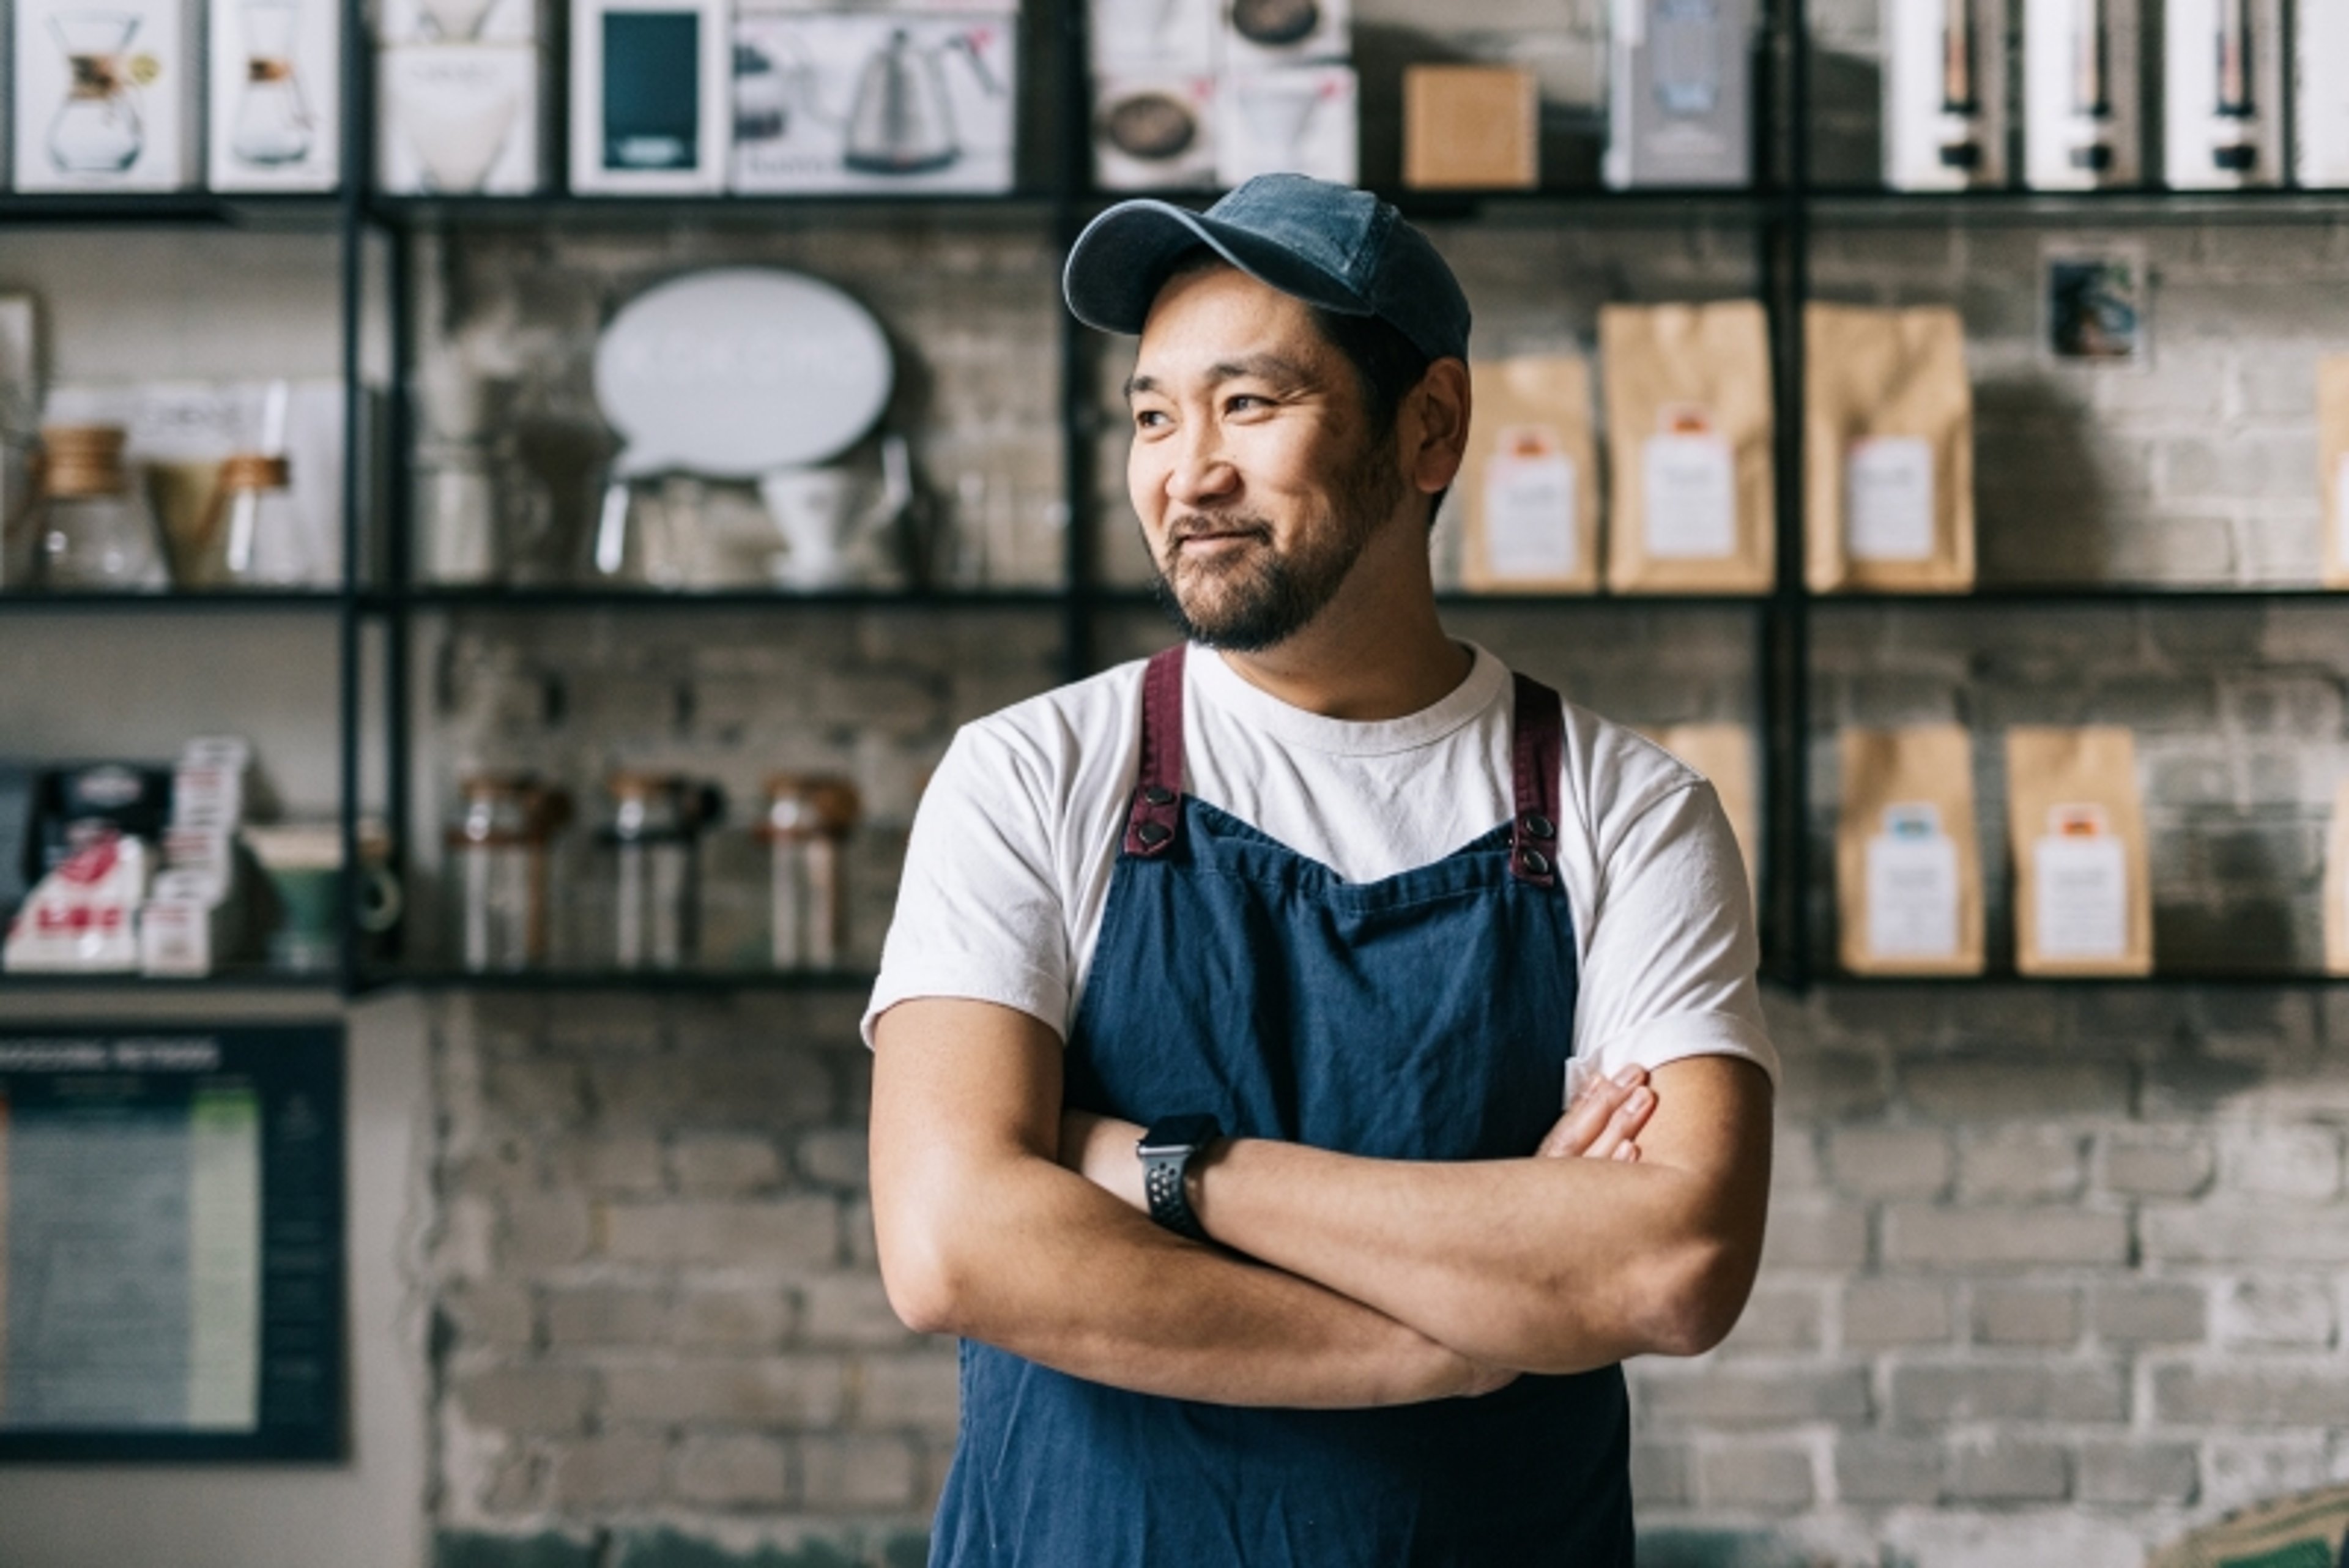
left=1164, top=513, right=1274, bottom=546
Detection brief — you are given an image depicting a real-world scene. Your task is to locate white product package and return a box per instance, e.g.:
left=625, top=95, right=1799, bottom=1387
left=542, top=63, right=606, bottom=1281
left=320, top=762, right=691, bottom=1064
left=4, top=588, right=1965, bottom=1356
left=1089, top=0, right=1217, bottom=73
left=1221, top=0, right=1346, bottom=68
left=732, top=9, right=1018, bottom=194
left=379, top=44, right=543, bottom=192
left=1881, top=0, right=2007, bottom=190
left=569, top=0, right=731, bottom=193
left=1603, top=0, right=1756, bottom=189
left=13, top=0, right=199, bottom=190
left=1217, top=65, right=1356, bottom=186
left=4, top=832, right=149, bottom=973
left=209, top=0, right=342, bottom=190
left=377, top=0, right=540, bottom=44
left=1093, top=72, right=1216, bottom=188
left=2295, top=1, right=2349, bottom=185
left=2164, top=0, right=2282, bottom=188
left=2024, top=0, right=2141, bottom=188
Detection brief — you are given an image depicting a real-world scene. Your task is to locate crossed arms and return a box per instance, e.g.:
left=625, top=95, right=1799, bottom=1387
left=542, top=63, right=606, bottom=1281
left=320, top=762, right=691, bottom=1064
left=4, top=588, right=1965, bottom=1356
left=869, top=996, right=1773, bottom=1410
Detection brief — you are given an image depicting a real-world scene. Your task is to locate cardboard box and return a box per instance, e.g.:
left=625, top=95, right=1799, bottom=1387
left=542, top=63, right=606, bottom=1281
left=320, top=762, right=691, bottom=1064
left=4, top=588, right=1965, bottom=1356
left=2024, top=0, right=2140, bottom=188
left=1093, top=72, right=1216, bottom=189
left=13, top=0, right=199, bottom=190
left=1881, top=0, right=2007, bottom=190
left=1217, top=65, right=1356, bottom=185
left=1404, top=64, right=1537, bottom=190
left=568, top=0, right=730, bottom=193
left=377, top=0, right=540, bottom=45
left=1605, top=0, right=1754, bottom=188
left=1221, top=0, right=1347, bottom=69
left=1089, top=0, right=1217, bottom=75
left=2163, top=0, right=2282, bottom=188
left=209, top=0, right=342, bottom=191
left=732, top=9, right=1017, bottom=194
left=380, top=43, right=544, bottom=193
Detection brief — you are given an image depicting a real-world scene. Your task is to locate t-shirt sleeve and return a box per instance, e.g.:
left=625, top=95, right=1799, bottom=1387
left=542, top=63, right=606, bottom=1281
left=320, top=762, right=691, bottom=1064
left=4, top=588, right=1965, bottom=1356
left=1567, top=776, right=1779, bottom=1101
left=861, top=722, right=1074, bottom=1049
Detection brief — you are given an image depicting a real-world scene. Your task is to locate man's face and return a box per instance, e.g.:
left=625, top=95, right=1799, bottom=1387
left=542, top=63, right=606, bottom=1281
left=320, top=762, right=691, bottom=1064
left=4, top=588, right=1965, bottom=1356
left=1124, top=263, right=1409, bottom=652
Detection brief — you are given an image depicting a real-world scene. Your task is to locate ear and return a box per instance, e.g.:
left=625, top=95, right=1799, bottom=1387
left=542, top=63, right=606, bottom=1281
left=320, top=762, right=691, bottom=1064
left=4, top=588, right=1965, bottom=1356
left=1404, top=358, right=1472, bottom=500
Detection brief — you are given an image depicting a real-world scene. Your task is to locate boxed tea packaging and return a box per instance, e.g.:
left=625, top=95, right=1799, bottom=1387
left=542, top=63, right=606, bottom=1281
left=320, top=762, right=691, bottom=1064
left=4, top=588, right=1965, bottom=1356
left=1600, top=300, right=1776, bottom=594
left=1802, top=302, right=1975, bottom=593
left=1836, top=725, right=1984, bottom=976
left=1881, top=0, right=2006, bottom=190
left=2023, top=0, right=2141, bottom=188
left=732, top=7, right=1018, bottom=195
left=14, top=0, right=200, bottom=190
left=209, top=0, right=342, bottom=190
left=1457, top=354, right=1599, bottom=593
left=1403, top=65, right=1537, bottom=190
left=568, top=0, right=731, bottom=193
left=1217, top=65, right=1355, bottom=186
left=1604, top=0, right=1754, bottom=189
left=1094, top=72, right=1217, bottom=188
left=2163, top=0, right=2282, bottom=189
left=2006, top=725, right=2152, bottom=977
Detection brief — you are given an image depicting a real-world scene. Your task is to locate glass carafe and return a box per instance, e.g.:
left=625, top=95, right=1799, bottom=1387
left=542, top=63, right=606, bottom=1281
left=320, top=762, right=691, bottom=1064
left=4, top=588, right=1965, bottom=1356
left=445, top=775, right=570, bottom=972
left=758, top=774, right=860, bottom=970
left=229, top=0, right=315, bottom=167
left=26, top=425, right=172, bottom=591
left=599, top=773, right=722, bottom=971
left=202, top=453, right=314, bottom=585
left=46, top=11, right=146, bottom=174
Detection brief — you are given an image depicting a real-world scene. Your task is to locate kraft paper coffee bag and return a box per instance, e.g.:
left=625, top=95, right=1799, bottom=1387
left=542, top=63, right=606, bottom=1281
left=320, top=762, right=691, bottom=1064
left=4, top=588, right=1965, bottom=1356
left=1805, top=303, right=1975, bottom=593
left=2320, top=355, right=2349, bottom=587
left=1600, top=302, right=1776, bottom=594
left=2006, top=726, right=2153, bottom=976
left=1835, top=725, right=1983, bottom=975
left=1638, top=723, right=1759, bottom=906
left=1461, top=355, right=1600, bottom=593
left=2149, top=1482, right=2349, bottom=1568
left=2327, top=778, right=2349, bottom=975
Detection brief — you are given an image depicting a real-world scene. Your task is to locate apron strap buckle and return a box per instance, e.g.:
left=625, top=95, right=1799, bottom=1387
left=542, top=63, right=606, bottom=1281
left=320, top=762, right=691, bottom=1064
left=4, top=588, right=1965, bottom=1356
left=1510, top=671, right=1564, bottom=888
left=1126, top=645, right=1188, bottom=858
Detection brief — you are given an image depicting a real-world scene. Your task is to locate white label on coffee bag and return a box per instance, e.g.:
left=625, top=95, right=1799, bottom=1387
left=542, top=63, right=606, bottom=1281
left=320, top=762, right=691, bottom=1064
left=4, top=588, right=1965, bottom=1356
left=1846, top=436, right=1936, bottom=560
left=1865, top=802, right=1960, bottom=958
left=1642, top=430, right=1737, bottom=559
left=1483, top=429, right=1578, bottom=579
left=2035, top=806, right=2128, bottom=960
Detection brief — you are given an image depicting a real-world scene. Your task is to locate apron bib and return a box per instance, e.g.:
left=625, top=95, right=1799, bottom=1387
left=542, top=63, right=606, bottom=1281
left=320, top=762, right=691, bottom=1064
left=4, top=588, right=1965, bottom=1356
left=929, top=645, right=1633, bottom=1567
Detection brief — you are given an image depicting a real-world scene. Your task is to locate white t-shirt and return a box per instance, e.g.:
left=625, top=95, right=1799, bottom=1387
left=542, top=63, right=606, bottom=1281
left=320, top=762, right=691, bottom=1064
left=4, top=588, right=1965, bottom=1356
left=863, top=642, right=1778, bottom=1098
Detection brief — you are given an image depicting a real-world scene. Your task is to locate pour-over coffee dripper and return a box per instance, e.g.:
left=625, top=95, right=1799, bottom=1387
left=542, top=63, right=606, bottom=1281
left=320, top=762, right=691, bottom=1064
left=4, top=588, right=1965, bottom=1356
left=46, top=10, right=147, bottom=175
left=1231, top=73, right=1327, bottom=170
left=229, top=0, right=316, bottom=168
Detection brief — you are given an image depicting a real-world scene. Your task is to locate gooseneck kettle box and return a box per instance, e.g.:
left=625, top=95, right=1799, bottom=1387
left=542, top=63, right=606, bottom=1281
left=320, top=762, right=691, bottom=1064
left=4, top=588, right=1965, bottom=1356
left=208, top=0, right=343, bottom=191
left=731, top=8, right=1017, bottom=195
left=1882, top=0, right=2009, bottom=190
left=2024, top=0, right=2141, bottom=188
left=2164, top=0, right=2282, bottom=188
left=13, top=0, right=200, bottom=190
left=569, top=0, right=730, bottom=193
left=1603, top=0, right=1756, bottom=189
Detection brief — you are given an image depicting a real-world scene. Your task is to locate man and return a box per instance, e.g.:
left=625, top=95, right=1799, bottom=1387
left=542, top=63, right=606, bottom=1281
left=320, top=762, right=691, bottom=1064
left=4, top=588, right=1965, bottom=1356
left=865, top=173, right=1776, bottom=1564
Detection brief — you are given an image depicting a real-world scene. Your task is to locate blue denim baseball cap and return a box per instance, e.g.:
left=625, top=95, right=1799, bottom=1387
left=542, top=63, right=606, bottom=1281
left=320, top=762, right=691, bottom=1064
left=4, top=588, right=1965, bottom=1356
left=1063, top=174, right=1472, bottom=363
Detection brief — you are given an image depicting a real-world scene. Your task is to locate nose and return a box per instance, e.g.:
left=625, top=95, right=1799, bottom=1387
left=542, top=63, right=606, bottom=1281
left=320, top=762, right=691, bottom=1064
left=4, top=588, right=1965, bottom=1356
left=1164, top=420, right=1238, bottom=509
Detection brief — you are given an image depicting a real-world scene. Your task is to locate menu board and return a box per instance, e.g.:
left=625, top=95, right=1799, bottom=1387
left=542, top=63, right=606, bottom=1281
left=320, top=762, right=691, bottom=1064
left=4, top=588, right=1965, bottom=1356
left=0, top=1025, right=342, bottom=1462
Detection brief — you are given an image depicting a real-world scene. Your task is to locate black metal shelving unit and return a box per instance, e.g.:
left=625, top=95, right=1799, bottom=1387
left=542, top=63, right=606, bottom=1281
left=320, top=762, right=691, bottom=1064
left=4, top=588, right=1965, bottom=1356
left=11, top=0, right=2349, bottom=1002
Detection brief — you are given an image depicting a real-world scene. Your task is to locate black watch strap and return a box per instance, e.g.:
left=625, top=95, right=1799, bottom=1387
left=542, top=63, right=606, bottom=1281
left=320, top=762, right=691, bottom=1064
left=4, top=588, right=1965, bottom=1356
left=1137, top=1113, right=1220, bottom=1242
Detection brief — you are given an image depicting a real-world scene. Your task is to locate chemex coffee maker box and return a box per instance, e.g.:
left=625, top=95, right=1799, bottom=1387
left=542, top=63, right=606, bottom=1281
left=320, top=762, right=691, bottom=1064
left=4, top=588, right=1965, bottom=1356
left=732, top=4, right=1019, bottom=195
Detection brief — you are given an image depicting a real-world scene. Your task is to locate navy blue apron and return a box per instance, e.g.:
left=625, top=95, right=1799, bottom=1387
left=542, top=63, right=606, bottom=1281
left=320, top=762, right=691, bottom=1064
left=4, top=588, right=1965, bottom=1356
left=929, top=645, right=1633, bottom=1567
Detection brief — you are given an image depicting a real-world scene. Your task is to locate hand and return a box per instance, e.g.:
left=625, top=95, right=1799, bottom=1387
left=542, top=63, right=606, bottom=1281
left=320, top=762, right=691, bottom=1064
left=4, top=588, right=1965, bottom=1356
left=1535, top=1066, right=1656, bottom=1164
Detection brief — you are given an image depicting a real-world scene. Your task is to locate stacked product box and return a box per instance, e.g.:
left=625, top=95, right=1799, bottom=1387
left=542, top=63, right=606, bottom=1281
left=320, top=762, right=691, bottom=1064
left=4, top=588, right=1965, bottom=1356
left=730, top=0, right=1020, bottom=195
left=13, top=0, right=202, bottom=190
left=1604, top=0, right=1755, bottom=189
left=209, top=0, right=342, bottom=189
left=1089, top=0, right=1355, bottom=191
left=379, top=0, right=547, bottom=194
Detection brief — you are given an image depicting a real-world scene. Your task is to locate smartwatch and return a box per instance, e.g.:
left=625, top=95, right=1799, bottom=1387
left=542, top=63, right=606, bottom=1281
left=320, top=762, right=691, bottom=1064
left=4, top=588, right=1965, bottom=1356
left=1136, top=1113, right=1222, bottom=1242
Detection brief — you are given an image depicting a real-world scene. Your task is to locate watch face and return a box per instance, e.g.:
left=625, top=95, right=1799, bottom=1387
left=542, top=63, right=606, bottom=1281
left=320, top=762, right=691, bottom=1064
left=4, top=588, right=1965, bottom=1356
left=1137, top=1113, right=1221, bottom=1155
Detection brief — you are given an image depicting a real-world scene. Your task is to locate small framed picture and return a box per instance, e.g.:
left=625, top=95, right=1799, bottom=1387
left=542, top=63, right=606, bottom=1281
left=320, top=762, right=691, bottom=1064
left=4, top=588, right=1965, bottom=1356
left=2042, top=243, right=2150, bottom=366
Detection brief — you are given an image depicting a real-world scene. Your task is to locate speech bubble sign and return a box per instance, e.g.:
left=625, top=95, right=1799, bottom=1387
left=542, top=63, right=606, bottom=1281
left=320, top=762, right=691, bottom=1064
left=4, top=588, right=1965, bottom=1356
left=593, top=267, right=894, bottom=478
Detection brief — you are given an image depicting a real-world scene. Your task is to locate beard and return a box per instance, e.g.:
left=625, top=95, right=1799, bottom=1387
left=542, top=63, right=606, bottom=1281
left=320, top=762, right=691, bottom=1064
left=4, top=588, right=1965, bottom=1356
left=1145, top=439, right=1408, bottom=653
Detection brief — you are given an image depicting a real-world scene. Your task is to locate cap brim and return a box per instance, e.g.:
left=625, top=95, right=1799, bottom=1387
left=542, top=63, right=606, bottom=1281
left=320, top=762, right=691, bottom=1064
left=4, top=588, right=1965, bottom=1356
left=1062, top=200, right=1375, bottom=339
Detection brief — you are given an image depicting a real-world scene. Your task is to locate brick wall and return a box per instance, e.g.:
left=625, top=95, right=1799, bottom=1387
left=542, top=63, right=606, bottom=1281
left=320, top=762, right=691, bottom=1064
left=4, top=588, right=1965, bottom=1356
left=420, top=212, right=2349, bottom=1568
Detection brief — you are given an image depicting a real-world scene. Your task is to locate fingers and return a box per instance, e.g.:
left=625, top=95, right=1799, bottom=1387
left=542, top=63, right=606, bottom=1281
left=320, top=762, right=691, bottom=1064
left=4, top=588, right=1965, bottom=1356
left=1537, top=1065, right=1645, bottom=1157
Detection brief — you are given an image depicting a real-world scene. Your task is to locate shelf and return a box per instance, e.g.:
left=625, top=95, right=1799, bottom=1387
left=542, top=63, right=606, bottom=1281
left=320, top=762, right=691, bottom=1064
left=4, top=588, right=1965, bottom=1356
left=0, top=589, right=357, bottom=614
left=0, top=968, right=344, bottom=992
left=1808, top=584, right=2345, bottom=606
left=404, top=585, right=1069, bottom=612
left=0, top=191, right=347, bottom=229
left=365, top=190, right=1063, bottom=232
left=1806, top=186, right=2349, bottom=225
left=1808, top=969, right=2348, bottom=987
left=383, top=967, right=878, bottom=993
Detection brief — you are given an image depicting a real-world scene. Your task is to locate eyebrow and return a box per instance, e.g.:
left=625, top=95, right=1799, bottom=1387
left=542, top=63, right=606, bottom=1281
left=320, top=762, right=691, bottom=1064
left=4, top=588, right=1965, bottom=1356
left=1124, top=353, right=1315, bottom=401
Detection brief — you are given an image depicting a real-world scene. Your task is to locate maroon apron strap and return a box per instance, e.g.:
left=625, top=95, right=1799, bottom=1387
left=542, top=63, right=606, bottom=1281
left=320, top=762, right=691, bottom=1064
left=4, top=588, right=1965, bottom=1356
left=1124, top=645, right=1188, bottom=857
left=1510, top=672, right=1562, bottom=888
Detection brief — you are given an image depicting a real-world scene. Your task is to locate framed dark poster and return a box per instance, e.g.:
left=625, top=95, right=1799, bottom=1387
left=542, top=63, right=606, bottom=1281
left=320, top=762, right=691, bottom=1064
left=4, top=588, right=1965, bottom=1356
left=0, top=1024, right=343, bottom=1462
